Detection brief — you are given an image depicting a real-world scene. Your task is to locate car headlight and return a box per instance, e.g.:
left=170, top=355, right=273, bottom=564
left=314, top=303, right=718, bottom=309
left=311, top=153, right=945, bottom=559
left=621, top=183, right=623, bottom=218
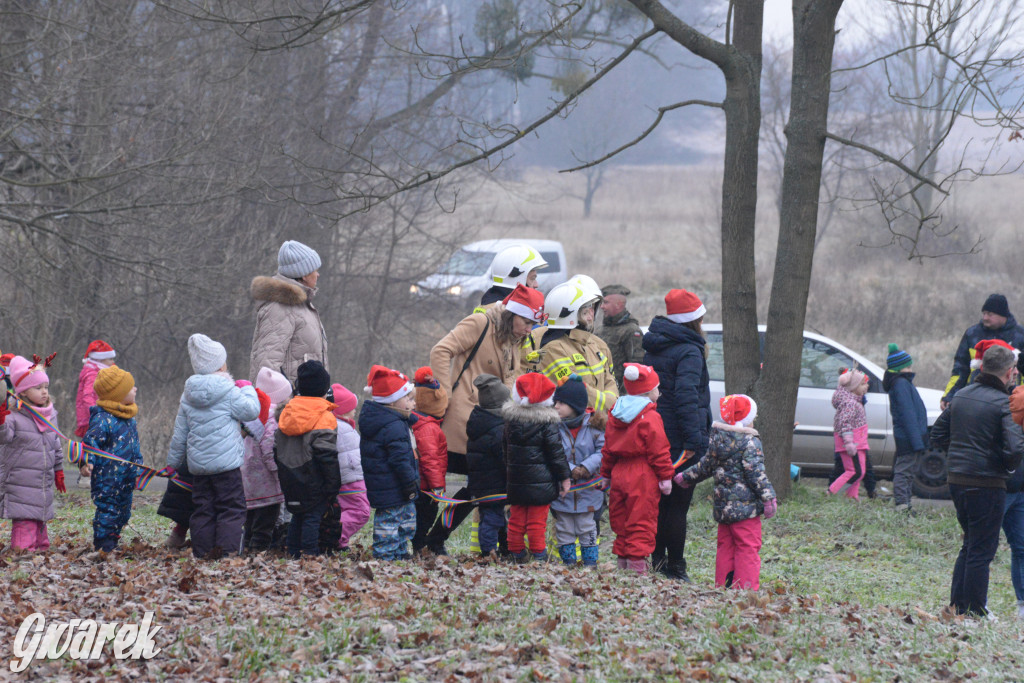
left=447, top=285, right=462, bottom=296
left=409, top=285, right=419, bottom=294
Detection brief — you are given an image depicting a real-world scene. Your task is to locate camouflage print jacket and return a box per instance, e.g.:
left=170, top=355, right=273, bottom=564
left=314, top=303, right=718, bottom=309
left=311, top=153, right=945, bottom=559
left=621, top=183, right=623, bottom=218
left=679, top=421, right=776, bottom=524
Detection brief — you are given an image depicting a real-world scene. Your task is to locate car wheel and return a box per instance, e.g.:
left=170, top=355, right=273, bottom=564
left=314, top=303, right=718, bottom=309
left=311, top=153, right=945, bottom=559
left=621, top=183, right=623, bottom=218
left=912, top=447, right=949, bottom=500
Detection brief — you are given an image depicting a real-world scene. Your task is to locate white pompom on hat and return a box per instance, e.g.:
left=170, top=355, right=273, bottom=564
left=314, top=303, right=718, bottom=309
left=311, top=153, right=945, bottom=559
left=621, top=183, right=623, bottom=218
left=720, top=394, right=757, bottom=427
left=971, top=338, right=1019, bottom=370
left=513, top=372, right=556, bottom=406
left=365, top=364, right=413, bottom=404
left=623, top=363, right=659, bottom=395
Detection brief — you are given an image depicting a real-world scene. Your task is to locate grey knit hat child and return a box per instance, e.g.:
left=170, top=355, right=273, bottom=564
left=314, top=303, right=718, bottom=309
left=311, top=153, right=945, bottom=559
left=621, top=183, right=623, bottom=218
left=474, top=373, right=510, bottom=410
left=278, top=240, right=322, bottom=279
left=188, top=333, right=227, bottom=375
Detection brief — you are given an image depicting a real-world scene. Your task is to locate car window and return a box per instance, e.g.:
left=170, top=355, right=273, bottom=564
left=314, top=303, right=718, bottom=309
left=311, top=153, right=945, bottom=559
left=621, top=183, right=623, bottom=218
left=706, top=331, right=725, bottom=381
left=801, top=339, right=858, bottom=389
left=442, top=250, right=494, bottom=276
left=538, top=251, right=561, bottom=272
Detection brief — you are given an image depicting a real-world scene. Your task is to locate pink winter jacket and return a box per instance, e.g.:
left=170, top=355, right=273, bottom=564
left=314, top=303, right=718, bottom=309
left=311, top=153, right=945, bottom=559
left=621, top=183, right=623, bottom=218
left=0, top=406, right=63, bottom=521
left=241, top=413, right=285, bottom=509
left=76, top=360, right=113, bottom=438
left=832, top=387, right=869, bottom=451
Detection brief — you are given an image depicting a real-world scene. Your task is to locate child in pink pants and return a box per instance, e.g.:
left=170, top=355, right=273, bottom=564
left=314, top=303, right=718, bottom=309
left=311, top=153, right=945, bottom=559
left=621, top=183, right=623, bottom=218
left=332, top=384, right=370, bottom=550
left=830, top=368, right=870, bottom=500
left=675, top=394, right=776, bottom=590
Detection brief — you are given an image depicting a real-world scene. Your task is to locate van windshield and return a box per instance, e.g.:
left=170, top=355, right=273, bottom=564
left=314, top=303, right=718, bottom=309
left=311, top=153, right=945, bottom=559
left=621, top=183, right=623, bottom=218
left=442, top=250, right=495, bottom=276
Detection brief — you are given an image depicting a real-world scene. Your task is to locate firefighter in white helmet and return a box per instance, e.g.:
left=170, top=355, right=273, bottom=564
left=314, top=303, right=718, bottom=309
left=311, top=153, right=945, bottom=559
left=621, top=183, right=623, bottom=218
left=474, top=244, right=548, bottom=313
left=523, top=280, right=619, bottom=412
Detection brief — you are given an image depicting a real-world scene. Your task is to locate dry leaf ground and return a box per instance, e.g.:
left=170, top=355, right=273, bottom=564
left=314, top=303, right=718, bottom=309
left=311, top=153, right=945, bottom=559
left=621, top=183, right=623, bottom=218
left=2, top=480, right=1023, bottom=681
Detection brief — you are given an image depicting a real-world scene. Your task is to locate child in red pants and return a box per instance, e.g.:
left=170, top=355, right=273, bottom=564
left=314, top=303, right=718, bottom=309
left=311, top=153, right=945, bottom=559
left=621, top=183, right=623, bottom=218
left=601, top=363, right=677, bottom=574
left=676, top=394, right=777, bottom=590
left=829, top=368, right=869, bottom=500
left=502, top=373, right=571, bottom=563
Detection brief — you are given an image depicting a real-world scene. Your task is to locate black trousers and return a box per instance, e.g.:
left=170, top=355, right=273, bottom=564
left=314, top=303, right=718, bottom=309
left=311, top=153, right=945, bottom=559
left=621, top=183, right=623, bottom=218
left=413, top=494, right=439, bottom=551
left=950, top=484, right=1005, bottom=616
left=653, top=482, right=696, bottom=565
left=190, top=468, right=246, bottom=559
left=244, top=503, right=280, bottom=551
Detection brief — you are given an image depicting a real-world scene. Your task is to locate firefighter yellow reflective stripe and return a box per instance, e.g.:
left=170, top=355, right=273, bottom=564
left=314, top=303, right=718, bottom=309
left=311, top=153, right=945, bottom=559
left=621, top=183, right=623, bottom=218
left=592, top=389, right=615, bottom=411
left=943, top=374, right=961, bottom=396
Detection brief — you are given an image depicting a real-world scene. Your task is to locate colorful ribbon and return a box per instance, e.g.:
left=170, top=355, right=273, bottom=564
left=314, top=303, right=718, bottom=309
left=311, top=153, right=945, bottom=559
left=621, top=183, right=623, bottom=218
left=338, top=486, right=366, bottom=497
left=423, top=490, right=508, bottom=528
left=7, top=389, right=191, bottom=492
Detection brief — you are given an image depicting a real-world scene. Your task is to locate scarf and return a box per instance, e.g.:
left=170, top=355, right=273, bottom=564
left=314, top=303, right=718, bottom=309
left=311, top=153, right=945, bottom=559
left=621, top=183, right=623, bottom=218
left=22, top=401, right=56, bottom=433
left=96, top=399, right=139, bottom=420
left=562, top=413, right=585, bottom=430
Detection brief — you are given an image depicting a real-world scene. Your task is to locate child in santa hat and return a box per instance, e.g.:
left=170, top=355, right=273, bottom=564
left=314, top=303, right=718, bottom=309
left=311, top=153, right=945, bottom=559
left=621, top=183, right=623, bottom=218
left=328, top=383, right=370, bottom=553
left=410, top=367, right=450, bottom=555
left=359, top=365, right=420, bottom=561
left=75, top=340, right=117, bottom=439
left=600, top=363, right=677, bottom=574
left=675, top=394, right=777, bottom=590
left=829, top=367, right=870, bottom=499
left=503, top=372, right=572, bottom=563
left=240, top=367, right=289, bottom=552
left=0, top=354, right=65, bottom=552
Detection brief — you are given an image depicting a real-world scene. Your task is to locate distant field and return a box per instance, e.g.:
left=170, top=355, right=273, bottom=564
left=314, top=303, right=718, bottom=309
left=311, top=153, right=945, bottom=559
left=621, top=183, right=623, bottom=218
left=457, top=165, right=1024, bottom=392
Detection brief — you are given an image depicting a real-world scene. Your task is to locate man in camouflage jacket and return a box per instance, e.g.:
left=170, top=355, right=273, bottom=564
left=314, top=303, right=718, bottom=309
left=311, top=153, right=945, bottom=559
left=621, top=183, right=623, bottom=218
left=596, top=285, right=645, bottom=394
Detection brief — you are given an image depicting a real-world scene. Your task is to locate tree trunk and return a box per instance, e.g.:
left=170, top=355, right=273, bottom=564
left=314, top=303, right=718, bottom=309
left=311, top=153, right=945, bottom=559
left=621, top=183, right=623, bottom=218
left=719, top=0, right=763, bottom=398
left=757, top=0, right=845, bottom=497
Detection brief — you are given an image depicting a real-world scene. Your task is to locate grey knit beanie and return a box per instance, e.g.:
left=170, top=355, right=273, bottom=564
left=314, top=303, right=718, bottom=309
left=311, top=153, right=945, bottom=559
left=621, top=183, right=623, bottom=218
left=474, top=373, right=510, bottom=410
left=188, top=333, right=227, bottom=375
left=277, top=240, right=322, bottom=279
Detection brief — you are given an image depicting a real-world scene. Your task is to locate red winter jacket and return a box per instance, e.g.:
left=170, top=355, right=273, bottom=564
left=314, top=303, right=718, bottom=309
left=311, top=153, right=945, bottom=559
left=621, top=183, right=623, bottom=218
left=412, top=413, right=448, bottom=491
left=601, top=397, right=677, bottom=559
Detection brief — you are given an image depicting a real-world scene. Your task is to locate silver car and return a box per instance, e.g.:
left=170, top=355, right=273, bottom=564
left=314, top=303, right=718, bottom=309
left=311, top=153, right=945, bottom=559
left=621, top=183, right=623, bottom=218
left=699, top=325, right=949, bottom=498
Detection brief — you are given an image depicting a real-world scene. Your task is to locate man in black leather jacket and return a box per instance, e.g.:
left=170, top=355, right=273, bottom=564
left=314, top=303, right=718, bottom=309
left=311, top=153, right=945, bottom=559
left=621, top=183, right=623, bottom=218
left=932, top=344, right=1024, bottom=617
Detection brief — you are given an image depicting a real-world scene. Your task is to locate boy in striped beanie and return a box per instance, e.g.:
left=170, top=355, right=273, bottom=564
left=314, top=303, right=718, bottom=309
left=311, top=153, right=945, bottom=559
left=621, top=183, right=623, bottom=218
left=883, top=343, right=928, bottom=511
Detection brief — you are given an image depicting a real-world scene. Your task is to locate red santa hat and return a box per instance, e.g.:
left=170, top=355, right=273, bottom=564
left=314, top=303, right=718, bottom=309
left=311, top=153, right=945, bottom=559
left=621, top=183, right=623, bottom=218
left=665, top=289, right=706, bottom=324
left=720, top=394, right=757, bottom=427
left=513, top=372, right=556, bottom=406
left=971, top=339, right=1019, bottom=370
left=364, top=365, right=413, bottom=404
left=83, top=339, right=116, bottom=361
left=502, top=284, right=547, bottom=324
left=623, top=363, right=659, bottom=395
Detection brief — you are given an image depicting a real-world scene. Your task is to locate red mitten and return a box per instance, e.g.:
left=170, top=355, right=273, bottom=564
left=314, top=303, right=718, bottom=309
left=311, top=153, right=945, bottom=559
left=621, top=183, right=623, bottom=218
left=54, top=470, right=66, bottom=494
left=0, top=401, right=9, bottom=425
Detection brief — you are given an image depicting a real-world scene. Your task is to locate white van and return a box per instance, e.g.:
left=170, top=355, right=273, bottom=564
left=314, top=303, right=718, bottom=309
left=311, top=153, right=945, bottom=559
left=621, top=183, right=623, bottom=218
left=411, top=239, right=568, bottom=299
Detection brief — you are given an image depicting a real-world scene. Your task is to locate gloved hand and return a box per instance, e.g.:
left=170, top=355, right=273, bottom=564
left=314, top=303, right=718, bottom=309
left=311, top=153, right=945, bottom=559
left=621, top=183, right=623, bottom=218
left=596, top=477, right=609, bottom=491
left=571, top=465, right=589, bottom=481
left=559, top=479, right=571, bottom=498
left=763, top=498, right=778, bottom=519
left=673, top=472, right=691, bottom=489
left=0, top=401, right=9, bottom=425
left=235, top=379, right=253, bottom=388
left=79, top=463, right=93, bottom=477
left=658, top=479, right=672, bottom=495
left=54, top=471, right=66, bottom=494
left=842, top=432, right=857, bottom=458
left=431, top=488, right=445, bottom=498
left=402, top=483, right=419, bottom=501
left=163, top=466, right=177, bottom=477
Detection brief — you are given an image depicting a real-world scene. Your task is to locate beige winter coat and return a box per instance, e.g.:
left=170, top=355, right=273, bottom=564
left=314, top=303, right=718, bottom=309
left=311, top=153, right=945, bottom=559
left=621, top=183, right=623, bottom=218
left=430, top=305, right=522, bottom=455
left=249, top=274, right=328, bottom=384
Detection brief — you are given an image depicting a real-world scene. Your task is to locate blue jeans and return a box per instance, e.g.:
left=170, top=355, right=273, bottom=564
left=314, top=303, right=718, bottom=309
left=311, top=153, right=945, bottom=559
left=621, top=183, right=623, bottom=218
left=287, top=499, right=328, bottom=559
left=1003, top=492, right=1024, bottom=603
left=478, top=506, right=506, bottom=554
left=950, top=484, right=1005, bottom=616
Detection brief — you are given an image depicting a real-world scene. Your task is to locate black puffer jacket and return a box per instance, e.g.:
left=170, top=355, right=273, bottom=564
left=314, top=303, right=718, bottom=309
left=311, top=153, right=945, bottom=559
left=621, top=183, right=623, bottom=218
left=465, top=406, right=506, bottom=504
left=501, top=401, right=571, bottom=506
left=932, top=372, right=1024, bottom=488
left=642, top=316, right=712, bottom=466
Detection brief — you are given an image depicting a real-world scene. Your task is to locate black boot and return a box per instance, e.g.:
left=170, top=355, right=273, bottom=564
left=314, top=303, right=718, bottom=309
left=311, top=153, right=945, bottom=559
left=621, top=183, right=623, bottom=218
left=659, top=558, right=691, bottom=582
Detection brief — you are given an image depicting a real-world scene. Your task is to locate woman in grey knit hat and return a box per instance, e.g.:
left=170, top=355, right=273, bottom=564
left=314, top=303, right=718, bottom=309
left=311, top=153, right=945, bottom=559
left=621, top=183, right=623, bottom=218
left=249, top=240, right=329, bottom=384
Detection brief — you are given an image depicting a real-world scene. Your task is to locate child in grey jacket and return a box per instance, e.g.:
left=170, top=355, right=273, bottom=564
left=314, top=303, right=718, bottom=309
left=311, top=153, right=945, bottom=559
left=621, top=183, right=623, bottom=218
left=167, top=334, right=259, bottom=558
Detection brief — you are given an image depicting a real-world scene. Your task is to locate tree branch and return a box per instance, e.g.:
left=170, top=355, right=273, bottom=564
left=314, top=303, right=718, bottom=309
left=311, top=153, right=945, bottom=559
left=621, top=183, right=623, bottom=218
left=824, top=132, right=948, bottom=194
left=560, top=99, right=723, bottom=172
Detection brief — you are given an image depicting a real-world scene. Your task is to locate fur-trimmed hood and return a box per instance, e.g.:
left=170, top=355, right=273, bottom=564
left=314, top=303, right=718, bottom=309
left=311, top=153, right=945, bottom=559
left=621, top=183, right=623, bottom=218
left=711, top=420, right=759, bottom=436
left=251, top=274, right=314, bottom=307
left=501, top=400, right=560, bottom=424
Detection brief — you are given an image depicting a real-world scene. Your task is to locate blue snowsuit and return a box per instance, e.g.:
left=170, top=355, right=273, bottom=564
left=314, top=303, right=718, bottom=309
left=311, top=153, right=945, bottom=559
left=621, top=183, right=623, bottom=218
left=82, top=406, right=141, bottom=551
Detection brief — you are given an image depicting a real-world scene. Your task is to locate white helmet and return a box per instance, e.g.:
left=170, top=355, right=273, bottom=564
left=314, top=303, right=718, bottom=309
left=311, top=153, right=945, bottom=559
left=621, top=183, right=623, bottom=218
left=568, top=274, right=603, bottom=304
left=488, top=244, right=548, bottom=289
left=545, top=281, right=600, bottom=329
